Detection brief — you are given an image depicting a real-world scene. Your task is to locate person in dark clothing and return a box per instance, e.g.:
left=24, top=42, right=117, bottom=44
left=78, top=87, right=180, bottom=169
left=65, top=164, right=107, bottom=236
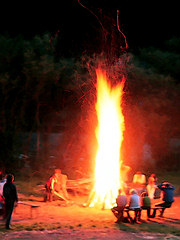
left=3, top=174, right=18, bottom=229
left=44, top=174, right=57, bottom=202
left=111, top=189, right=127, bottom=223
left=140, top=192, right=151, bottom=220
left=151, top=182, right=175, bottom=218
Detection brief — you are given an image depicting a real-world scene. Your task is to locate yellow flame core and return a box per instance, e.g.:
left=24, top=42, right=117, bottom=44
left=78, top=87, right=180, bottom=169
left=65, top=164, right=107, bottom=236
left=90, top=68, right=125, bottom=209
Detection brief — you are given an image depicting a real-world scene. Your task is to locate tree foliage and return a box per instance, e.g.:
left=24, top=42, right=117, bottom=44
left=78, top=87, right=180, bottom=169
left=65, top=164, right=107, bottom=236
left=0, top=33, right=180, bottom=172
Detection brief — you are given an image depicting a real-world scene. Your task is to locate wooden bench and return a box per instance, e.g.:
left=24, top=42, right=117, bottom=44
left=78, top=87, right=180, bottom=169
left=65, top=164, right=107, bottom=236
left=151, top=206, right=165, bottom=210
left=18, top=201, right=40, bottom=218
left=124, top=208, right=141, bottom=223
left=150, top=206, right=166, bottom=218
left=124, top=206, right=170, bottom=221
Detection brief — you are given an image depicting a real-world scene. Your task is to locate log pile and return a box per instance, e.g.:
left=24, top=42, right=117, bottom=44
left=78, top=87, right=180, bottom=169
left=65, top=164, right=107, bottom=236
left=66, top=178, right=93, bottom=195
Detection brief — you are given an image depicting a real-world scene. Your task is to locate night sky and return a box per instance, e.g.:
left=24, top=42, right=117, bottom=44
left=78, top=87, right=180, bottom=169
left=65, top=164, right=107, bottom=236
left=0, top=1, right=179, bottom=50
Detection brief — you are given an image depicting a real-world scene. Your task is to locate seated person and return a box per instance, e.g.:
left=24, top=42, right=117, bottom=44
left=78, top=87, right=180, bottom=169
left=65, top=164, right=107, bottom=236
left=140, top=192, right=151, bottom=220
left=125, top=189, right=141, bottom=222
left=151, top=182, right=175, bottom=217
left=133, top=171, right=146, bottom=185
left=111, top=189, right=127, bottom=223
left=132, top=171, right=146, bottom=195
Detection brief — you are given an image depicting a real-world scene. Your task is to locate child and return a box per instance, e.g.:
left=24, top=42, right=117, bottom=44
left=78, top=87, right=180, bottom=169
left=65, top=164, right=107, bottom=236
left=141, top=192, right=151, bottom=220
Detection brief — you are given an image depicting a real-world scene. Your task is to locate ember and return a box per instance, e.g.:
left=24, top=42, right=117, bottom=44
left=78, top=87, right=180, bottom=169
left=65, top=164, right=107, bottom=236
left=89, top=67, right=126, bottom=209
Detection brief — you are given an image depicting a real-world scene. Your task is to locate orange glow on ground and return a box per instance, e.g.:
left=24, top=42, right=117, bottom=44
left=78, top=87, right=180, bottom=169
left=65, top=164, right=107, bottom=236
left=89, top=67, right=125, bottom=209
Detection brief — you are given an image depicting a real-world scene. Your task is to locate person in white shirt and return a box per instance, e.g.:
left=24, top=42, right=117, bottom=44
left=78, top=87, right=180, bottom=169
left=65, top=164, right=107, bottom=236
left=129, top=189, right=140, bottom=209
left=132, top=171, right=146, bottom=195
left=133, top=171, right=146, bottom=185
left=125, top=189, right=141, bottom=222
left=147, top=173, right=157, bottom=199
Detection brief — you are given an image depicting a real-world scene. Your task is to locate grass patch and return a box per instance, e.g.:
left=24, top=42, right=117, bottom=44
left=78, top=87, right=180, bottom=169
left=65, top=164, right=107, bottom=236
left=0, top=222, right=63, bottom=232
left=77, top=224, right=82, bottom=227
left=0, top=221, right=180, bottom=236
left=116, top=222, right=180, bottom=236
left=116, top=223, right=137, bottom=232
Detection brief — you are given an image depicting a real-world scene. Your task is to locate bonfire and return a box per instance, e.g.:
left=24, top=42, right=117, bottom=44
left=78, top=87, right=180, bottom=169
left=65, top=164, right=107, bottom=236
left=88, top=66, right=126, bottom=209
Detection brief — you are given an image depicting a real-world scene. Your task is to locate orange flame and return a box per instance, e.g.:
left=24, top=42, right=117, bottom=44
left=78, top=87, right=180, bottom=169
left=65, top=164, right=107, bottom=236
left=89, top=67, right=125, bottom=209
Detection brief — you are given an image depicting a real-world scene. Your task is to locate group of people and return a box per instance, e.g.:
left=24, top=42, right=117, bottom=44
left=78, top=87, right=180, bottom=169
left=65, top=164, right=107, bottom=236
left=0, top=171, right=18, bottom=229
left=111, top=172, right=175, bottom=223
left=0, top=168, right=70, bottom=230
left=132, top=172, right=158, bottom=199
left=0, top=169, right=176, bottom=228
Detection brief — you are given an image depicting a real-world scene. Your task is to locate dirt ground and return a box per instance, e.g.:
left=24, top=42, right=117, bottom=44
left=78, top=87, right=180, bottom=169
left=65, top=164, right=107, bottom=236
left=1, top=229, right=177, bottom=240
left=0, top=194, right=180, bottom=240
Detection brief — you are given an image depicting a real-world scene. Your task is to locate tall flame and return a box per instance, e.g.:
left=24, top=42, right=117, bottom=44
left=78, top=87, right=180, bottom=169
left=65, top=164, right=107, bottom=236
left=89, top=67, right=125, bottom=209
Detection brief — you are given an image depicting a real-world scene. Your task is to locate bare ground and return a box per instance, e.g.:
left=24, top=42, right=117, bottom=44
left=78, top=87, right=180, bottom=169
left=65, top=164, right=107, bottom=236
left=0, top=194, right=180, bottom=240
left=1, top=229, right=178, bottom=240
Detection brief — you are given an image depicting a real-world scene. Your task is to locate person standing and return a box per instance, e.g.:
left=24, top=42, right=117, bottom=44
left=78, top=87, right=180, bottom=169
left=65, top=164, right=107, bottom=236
left=111, top=189, right=127, bottom=223
left=3, top=174, right=18, bottom=229
left=147, top=173, right=157, bottom=199
left=44, top=174, right=57, bottom=202
left=54, top=169, right=69, bottom=200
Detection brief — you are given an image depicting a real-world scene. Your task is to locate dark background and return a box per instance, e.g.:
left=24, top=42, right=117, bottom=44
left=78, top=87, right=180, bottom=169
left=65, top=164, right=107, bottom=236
left=0, top=0, right=180, bottom=175
left=0, top=1, right=179, bottom=50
